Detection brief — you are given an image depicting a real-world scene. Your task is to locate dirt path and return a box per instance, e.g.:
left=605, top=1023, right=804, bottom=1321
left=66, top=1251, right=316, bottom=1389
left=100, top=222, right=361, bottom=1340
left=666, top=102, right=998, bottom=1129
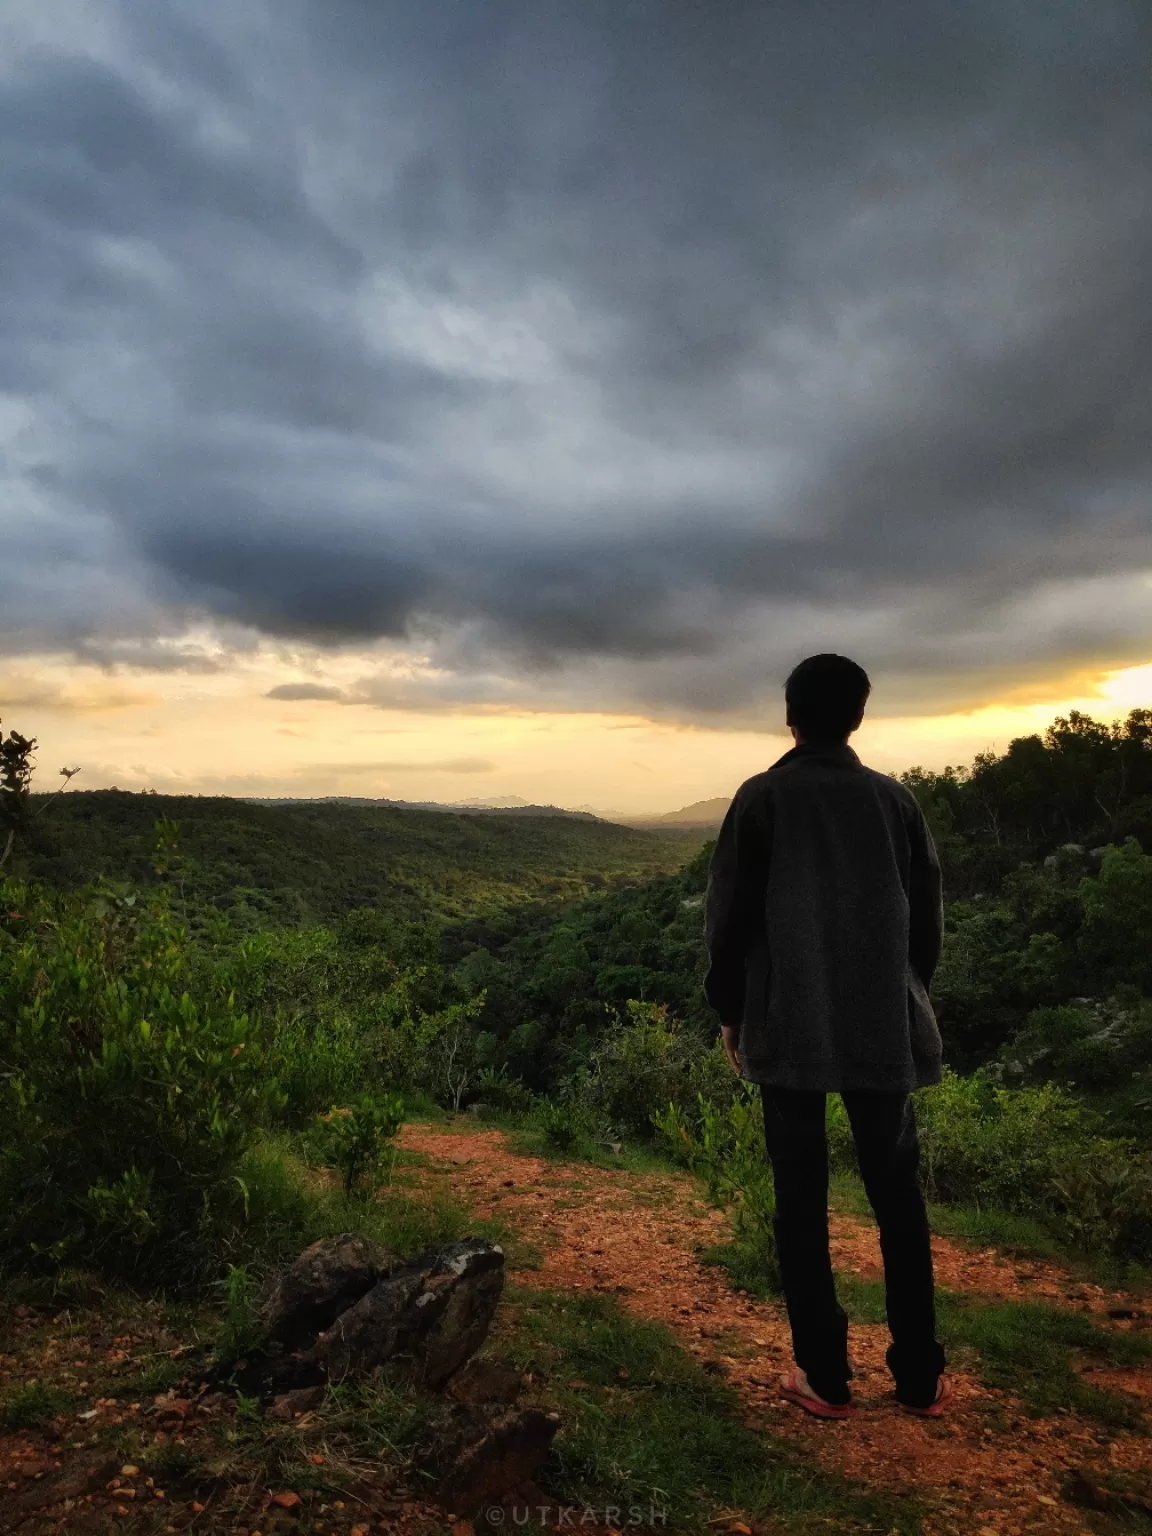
left=399, top=1122, right=1152, bottom=1536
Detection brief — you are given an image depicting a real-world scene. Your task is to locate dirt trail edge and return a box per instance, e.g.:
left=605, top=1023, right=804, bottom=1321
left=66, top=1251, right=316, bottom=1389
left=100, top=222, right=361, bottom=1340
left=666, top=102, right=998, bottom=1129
left=399, top=1122, right=1151, bottom=1536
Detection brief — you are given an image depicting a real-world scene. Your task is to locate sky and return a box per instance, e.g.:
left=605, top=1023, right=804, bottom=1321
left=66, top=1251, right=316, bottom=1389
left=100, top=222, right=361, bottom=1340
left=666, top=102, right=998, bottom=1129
left=2, top=1, right=1150, bottom=815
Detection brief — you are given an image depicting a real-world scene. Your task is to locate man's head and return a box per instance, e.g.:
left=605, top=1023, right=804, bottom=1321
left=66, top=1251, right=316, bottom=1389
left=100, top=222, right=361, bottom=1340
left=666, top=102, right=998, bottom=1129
left=784, top=654, right=871, bottom=745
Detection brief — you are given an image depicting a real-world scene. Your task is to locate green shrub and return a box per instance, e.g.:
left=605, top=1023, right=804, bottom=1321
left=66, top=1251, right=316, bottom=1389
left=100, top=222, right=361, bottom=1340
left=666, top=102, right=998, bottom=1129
left=654, top=1089, right=779, bottom=1285
left=827, top=1069, right=1152, bottom=1260
left=473, top=1064, right=539, bottom=1115
left=535, top=1097, right=597, bottom=1152
left=214, top=1263, right=262, bottom=1363
left=0, top=876, right=282, bottom=1284
left=1001, top=995, right=1152, bottom=1091
left=309, top=1092, right=405, bottom=1198
left=865, top=1069, right=1101, bottom=1213
left=571, top=1001, right=735, bottom=1138
left=1049, top=1146, right=1152, bottom=1258
left=273, top=1008, right=376, bottom=1123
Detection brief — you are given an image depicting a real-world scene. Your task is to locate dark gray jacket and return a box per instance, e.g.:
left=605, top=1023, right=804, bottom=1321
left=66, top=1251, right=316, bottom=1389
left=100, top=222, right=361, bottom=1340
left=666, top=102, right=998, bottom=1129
left=704, top=743, right=943, bottom=1093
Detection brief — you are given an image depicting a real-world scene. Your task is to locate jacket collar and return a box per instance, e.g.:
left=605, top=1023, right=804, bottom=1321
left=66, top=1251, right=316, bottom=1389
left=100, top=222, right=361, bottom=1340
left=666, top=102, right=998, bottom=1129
left=771, top=741, right=861, bottom=770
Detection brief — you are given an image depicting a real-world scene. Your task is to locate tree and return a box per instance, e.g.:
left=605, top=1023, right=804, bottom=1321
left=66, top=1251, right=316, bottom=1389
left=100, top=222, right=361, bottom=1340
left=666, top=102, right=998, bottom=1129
left=0, top=721, right=79, bottom=869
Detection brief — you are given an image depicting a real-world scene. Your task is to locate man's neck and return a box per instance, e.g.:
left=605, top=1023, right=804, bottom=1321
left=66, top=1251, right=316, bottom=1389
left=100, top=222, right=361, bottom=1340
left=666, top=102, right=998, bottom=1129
left=790, top=732, right=851, bottom=748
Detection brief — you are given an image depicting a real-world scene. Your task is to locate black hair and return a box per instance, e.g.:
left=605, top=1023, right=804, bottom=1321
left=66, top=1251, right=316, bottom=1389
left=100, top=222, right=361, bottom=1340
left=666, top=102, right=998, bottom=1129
left=784, top=654, right=871, bottom=744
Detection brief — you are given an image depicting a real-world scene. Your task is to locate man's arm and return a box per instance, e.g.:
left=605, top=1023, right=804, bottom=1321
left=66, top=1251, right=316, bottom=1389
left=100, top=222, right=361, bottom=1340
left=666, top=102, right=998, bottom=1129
left=907, top=804, right=943, bottom=988
left=704, top=785, right=770, bottom=1061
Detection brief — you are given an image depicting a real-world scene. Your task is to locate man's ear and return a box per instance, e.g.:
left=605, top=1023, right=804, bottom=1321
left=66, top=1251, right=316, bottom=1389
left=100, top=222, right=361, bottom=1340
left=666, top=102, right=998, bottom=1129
left=849, top=710, right=865, bottom=735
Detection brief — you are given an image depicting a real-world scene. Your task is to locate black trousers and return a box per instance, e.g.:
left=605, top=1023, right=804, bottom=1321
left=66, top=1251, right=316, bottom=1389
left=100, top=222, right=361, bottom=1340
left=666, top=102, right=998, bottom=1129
left=760, top=1085, right=945, bottom=1408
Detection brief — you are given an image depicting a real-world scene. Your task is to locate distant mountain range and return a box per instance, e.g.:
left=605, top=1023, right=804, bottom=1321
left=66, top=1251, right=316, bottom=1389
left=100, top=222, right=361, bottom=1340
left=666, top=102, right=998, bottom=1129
left=624, top=796, right=730, bottom=830
left=241, top=792, right=730, bottom=830
left=244, top=795, right=603, bottom=821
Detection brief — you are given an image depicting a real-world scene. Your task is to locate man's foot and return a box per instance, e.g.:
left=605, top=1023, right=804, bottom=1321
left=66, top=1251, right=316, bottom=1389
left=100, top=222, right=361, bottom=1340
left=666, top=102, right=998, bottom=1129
left=897, top=1376, right=951, bottom=1418
left=779, top=1366, right=855, bottom=1420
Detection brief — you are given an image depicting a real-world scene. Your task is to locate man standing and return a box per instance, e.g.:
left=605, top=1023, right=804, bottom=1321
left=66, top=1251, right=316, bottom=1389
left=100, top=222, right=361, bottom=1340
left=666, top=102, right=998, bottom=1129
left=704, top=653, right=948, bottom=1418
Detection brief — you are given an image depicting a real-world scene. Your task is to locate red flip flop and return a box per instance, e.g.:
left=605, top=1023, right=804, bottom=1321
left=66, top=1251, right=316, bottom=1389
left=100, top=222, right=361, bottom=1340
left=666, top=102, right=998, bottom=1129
left=779, top=1367, right=855, bottom=1420
left=898, top=1376, right=952, bottom=1418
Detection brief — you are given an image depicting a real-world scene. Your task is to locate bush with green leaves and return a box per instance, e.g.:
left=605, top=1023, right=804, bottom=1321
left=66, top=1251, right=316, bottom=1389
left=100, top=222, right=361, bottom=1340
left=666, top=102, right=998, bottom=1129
left=1001, top=993, right=1152, bottom=1092
left=534, top=1097, right=599, bottom=1152
left=826, top=1069, right=1152, bottom=1259
left=568, top=1000, right=735, bottom=1139
left=472, top=1063, right=539, bottom=1115
left=654, top=1088, right=778, bottom=1285
left=219, top=918, right=490, bottom=1118
left=0, top=874, right=283, bottom=1284
left=1049, top=1146, right=1152, bottom=1258
left=310, top=1092, right=405, bottom=1197
left=828, top=1069, right=1097, bottom=1210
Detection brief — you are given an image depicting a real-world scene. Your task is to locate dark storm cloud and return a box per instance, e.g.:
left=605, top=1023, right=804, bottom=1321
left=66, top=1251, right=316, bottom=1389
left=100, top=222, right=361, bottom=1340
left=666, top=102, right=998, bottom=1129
left=3, top=0, right=1151, bottom=721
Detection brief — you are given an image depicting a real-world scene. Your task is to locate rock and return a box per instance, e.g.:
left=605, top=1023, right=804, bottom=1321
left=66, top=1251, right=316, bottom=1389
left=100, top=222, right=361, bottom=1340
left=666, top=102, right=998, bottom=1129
left=421, top=1240, right=507, bottom=1386
left=283, top=1237, right=505, bottom=1390
left=259, top=1233, right=396, bottom=1349
left=268, top=1384, right=326, bottom=1419
left=447, top=1359, right=525, bottom=1406
left=419, top=1404, right=560, bottom=1515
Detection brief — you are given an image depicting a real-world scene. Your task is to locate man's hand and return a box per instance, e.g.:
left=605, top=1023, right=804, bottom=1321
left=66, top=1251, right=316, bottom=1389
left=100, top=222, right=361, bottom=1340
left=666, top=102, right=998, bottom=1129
left=720, top=1023, right=743, bottom=1076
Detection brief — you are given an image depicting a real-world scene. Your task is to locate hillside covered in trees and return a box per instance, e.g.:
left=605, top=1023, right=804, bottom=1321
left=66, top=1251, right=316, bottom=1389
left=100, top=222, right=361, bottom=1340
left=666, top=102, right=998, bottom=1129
left=15, top=789, right=697, bottom=927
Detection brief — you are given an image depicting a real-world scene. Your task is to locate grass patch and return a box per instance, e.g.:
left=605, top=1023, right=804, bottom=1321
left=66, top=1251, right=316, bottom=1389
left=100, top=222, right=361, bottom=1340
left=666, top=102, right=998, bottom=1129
left=927, top=1202, right=1070, bottom=1259
left=697, top=1232, right=781, bottom=1298
left=483, top=1284, right=919, bottom=1533
left=836, top=1275, right=1151, bottom=1427
left=221, top=1134, right=483, bottom=1279
left=0, top=1382, right=77, bottom=1431
left=116, top=1353, right=191, bottom=1397
left=503, top=1120, right=678, bottom=1177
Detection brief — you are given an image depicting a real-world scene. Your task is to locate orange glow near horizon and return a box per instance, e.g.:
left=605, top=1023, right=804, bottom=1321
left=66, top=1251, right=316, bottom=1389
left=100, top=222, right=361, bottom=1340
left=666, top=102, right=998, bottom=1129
left=3, top=654, right=1149, bottom=816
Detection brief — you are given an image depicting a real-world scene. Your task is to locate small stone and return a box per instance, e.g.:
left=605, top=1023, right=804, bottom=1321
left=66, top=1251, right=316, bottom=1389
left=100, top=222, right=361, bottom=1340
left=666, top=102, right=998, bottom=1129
left=268, top=1385, right=326, bottom=1420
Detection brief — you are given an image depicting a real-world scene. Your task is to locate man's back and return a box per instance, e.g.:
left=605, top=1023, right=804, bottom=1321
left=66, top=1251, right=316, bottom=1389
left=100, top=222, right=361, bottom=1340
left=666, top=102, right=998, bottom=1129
left=704, top=742, right=943, bottom=1092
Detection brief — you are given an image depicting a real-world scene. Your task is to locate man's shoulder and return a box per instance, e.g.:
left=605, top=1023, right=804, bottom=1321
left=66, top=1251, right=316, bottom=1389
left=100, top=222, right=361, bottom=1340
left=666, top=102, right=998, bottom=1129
left=859, top=763, right=920, bottom=815
left=731, top=767, right=778, bottom=805
left=734, top=764, right=780, bottom=798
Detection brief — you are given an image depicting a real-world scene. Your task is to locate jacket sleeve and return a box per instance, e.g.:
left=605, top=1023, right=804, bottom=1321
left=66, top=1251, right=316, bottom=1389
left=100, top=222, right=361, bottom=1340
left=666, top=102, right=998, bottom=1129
left=907, top=805, right=943, bottom=989
left=703, top=786, right=770, bottom=1028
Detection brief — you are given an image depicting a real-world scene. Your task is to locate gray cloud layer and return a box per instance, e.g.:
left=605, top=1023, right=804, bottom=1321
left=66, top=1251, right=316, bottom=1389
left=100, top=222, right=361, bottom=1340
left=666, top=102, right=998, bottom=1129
left=3, top=0, right=1151, bottom=721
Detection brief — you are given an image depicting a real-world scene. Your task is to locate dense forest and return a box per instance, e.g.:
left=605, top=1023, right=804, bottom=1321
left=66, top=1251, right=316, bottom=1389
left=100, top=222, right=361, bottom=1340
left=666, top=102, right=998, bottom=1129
left=17, top=789, right=695, bottom=926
